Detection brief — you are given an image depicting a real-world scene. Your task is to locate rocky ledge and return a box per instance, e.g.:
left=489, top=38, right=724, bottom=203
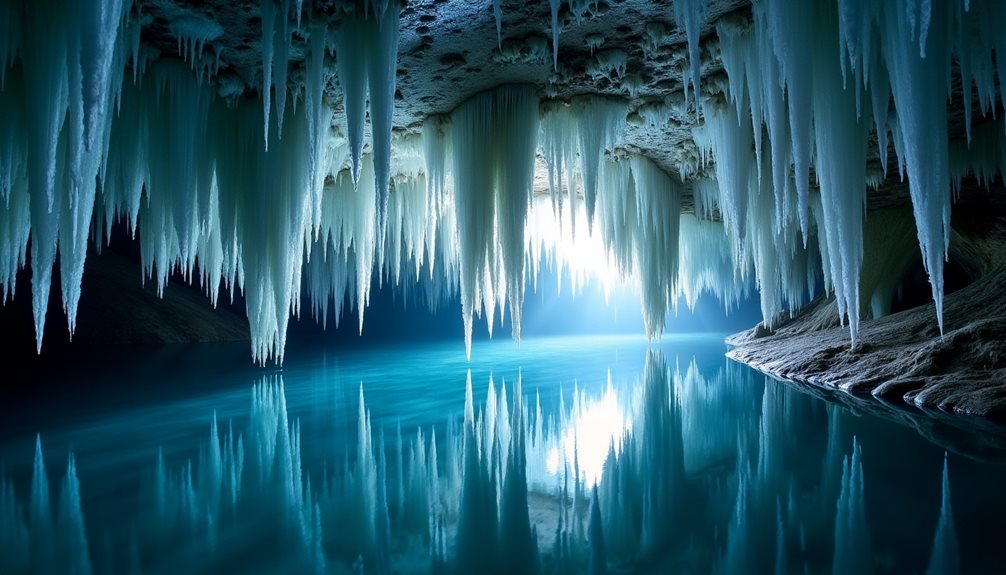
left=727, top=264, right=1006, bottom=419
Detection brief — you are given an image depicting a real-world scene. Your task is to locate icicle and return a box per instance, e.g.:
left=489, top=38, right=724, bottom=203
left=763, top=0, right=815, bottom=242
left=305, top=24, right=330, bottom=235
left=273, top=4, right=290, bottom=140
left=549, top=0, right=562, bottom=72
left=452, top=85, right=539, bottom=358
left=573, top=96, right=625, bottom=233
left=881, top=0, right=953, bottom=333
left=811, top=1, right=868, bottom=344
left=671, top=0, right=705, bottom=111
left=369, top=2, right=400, bottom=255
left=629, top=155, right=681, bottom=338
left=539, top=101, right=577, bottom=220
left=260, top=0, right=276, bottom=150
left=693, top=101, right=752, bottom=253
left=79, top=0, right=127, bottom=153
left=493, top=0, right=502, bottom=51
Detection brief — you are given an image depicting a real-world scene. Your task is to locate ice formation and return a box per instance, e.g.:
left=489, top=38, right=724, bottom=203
left=671, top=0, right=704, bottom=110
left=1, top=0, right=1005, bottom=361
left=690, top=0, right=1006, bottom=343
left=451, top=85, right=539, bottom=358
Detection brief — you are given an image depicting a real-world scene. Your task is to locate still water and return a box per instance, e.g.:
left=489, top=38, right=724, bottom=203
left=2, top=335, right=1004, bottom=574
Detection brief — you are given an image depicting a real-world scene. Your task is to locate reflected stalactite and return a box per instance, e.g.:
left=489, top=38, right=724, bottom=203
left=29, top=434, right=52, bottom=568
left=56, top=453, right=91, bottom=575
left=774, top=499, right=788, bottom=575
left=455, top=372, right=500, bottom=574
left=832, top=437, right=870, bottom=575
left=375, top=428, right=392, bottom=575
left=926, top=456, right=959, bottom=575
left=2, top=438, right=92, bottom=574
left=717, top=466, right=753, bottom=575
left=0, top=348, right=992, bottom=573
left=499, top=376, right=541, bottom=575
left=587, top=484, right=607, bottom=575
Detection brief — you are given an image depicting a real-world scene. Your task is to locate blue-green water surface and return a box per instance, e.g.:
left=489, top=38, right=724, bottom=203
left=1, top=335, right=1004, bottom=574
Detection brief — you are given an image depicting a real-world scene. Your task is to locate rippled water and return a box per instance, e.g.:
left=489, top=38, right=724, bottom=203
left=2, top=335, right=1004, bottom=574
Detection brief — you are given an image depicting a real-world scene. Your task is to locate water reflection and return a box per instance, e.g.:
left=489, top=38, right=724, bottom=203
left=0, top=344, right=1000, bottom=573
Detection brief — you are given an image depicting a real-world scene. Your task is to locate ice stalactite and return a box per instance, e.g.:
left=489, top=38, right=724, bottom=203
left=61, top=0, right=128, bottom=336
left=273, top=2, right=291, bottom=142
left=950, top=116, right=1006, bottom=192
left=628, top=155, right=681, bottom=338
left=422, top=114, right=450, bottom=217
left=880, top=0, right=953, bottom=334
left=573, top=96, right=625, bottom=232
left=332, top=4, right=400, bottom=250
left=671, top=0, right=705, bottom=111
left=593, top=156, right=633, bottom=276
left=369, top=3, right=400, bottom=254
left=0, top=113, right=28, bottom=303
left=539, top=101, right=578, bottom=220
left=452, top=85, right=539, bottom=358
left=694, top=97, right=753, bottom=255
left=761, top=0, right=815, bottom=243
left=493, top=0, right=503, bottom=50
left=421, top=118, right=455, bottom=284
left=234, top=100, right=315, bottom=365
left=810, top=1, right=867, bottom=343
left=20, top=3, right=69, bottom=353
left=260, top=0, right=276, bottom=150
left=352, top=157, right=379, bottom=333
left=549, top=0, right=562, bottom=72
left=334, top=17, right=366, bottom=185
left=304, top=24, right=332, bottom=238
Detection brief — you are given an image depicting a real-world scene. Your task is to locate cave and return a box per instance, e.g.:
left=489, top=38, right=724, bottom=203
left=1, top=0, right=1005, bottom=573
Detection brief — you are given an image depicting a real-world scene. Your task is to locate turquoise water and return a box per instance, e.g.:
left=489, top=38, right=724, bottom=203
left=2, top=335, right=1005, bottom=574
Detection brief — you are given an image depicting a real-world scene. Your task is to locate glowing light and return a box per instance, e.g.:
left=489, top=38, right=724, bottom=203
left=544, top=372, right=631, bottom=487
left=526, top=179, right=633, bottom=302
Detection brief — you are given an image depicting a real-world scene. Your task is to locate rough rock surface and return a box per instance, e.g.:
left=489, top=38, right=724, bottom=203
left=73, top=251, right=251, bottom=345
left=726, top=181, right=1006, bottom=421
left=727, top=264, right=1006, bottom=418
left=1, top=249, right=250, bottom=356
